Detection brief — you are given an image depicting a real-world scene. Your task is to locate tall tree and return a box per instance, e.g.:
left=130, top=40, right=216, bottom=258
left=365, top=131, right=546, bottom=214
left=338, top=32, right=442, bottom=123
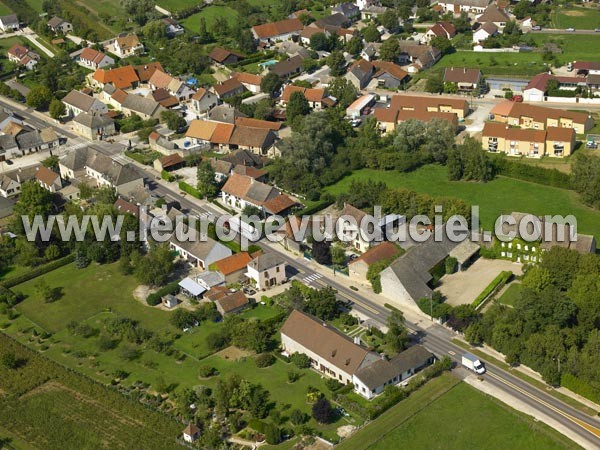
left=197, top=161, right=218, bottom=199
left=286, top=91, right=310, bottom=127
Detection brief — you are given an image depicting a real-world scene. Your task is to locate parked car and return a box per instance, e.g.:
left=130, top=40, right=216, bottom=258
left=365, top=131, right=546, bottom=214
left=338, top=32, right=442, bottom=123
left=595, top=28, right=600, bottom=33
left=511, top=95, right=523, bottom=102
left=566, top=27, right=575, bottom=32
left=532, top=25, right=541, bottom=31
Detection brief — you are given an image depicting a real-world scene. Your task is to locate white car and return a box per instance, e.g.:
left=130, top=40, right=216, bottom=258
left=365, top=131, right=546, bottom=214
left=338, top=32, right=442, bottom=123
left=566, top=27, right=575, bottom=32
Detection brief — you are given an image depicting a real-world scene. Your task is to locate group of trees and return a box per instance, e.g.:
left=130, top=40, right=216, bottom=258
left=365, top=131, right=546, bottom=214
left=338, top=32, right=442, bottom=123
left=282, top=283, right=342, bottom=321
left=447, top=137, right=494, bottom=182
left=571, top=153, right=600, bottom=209
left=465, top=247, right=600, bottom=391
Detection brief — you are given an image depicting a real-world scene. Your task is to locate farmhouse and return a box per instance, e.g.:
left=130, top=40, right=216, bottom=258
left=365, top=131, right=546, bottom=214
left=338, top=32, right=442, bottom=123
left=246, top=252, right=286, bottom=290
left=72, top=112, right=116, bottom=141
left=62, top=90, right=108, bottom=117
left=348, top=241, right=403, bottom=281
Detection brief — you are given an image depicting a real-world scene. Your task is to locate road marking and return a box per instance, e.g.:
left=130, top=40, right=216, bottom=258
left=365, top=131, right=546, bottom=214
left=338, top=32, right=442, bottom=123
left=302, top=273, right=323, bottom=284
left=448, top=351, right=456, bottom=356
left=487, top=371, right=600, bottom=439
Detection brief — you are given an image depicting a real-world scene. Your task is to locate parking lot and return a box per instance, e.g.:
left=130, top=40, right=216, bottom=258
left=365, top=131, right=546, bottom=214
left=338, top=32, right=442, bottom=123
left=436, top=258, right=523, bottom=307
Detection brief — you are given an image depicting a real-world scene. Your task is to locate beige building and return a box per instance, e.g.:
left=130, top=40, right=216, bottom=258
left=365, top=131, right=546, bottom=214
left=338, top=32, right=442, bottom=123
left=389, top=94, right=469, bottom=119
left=482, top=122, right=576, bottom=157
left=490, top=101, right=594, bottom=135
left=246, top=253, right=286, bottom=290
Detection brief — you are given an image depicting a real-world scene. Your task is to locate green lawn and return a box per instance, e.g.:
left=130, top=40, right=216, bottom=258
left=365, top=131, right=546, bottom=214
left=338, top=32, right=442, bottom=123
left=0, top=2, right=12, bottom=15
left=324, top=165, right=600, bottom=241
left=497, top=282, right=522, bottom=307
left=0, top=265, right=29, bottom=281
left=156, top=0, right=199, bottom=10
left=24, top=0, right=44, bottom=12
left=436, top=51, right=547, bottom=77
left=552, top=7, right=600, bottom=30
left=181, top=5, right=240, bottom=32
left=13, top=262, right=170, bottom=333
left=531, top=33, right=600, bottom=62
left=364, top=381, right=578, bottom=450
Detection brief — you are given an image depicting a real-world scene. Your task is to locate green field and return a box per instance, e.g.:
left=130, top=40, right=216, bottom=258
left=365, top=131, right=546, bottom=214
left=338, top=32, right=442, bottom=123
left=324, top=165, right=600, bottom=241
left=156, top=0, right=200, bottom=10
left=0, top=2, right=11, bottom=15
left=23, top=0, right=44, bottom=12
left=498, top=282, right=522, bottom=306
left=552, top=6, right=600, bottom=30
left=181, top=5, right=240, bottom=32
left=531, top=33, right=600, bottom=62
left=338, top=373, right=577, bottom=449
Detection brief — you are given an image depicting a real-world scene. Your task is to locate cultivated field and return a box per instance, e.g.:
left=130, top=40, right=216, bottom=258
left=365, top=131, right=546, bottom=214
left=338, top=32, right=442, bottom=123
left=324, top=165, right=600, bottom=240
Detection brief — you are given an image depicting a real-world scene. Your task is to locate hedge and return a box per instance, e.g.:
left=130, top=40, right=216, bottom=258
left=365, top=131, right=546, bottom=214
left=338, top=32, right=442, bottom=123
left=493, top=159, right=571, bottom=190
left=178, top=181, right=201, bottom=199
left=295, top=199, right=334, bottom=217
left=1, top=254, right=76, bottom=288
left=146, top=281, right=180, bottom=306
left=472, top=271, right=512, bottom=309
left=161, top=170, right=175, bottom=182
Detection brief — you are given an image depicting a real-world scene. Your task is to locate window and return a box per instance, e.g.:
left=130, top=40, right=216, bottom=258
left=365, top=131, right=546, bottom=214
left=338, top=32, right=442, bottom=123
left=276, top=266, right=280, bottom=273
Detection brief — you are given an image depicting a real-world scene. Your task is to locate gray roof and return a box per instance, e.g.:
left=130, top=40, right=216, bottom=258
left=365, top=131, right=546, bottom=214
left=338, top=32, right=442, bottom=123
left=122, top=94, right=163, bottom=117
left=0, top=134, right=17, bottom=151
left=195, top=271, right=226, bottom=288
left=73, top=112, right=114, bottom=129
left=5, top=79, right=30, bottom=97
left=48, top=16, right=67, bottom=28
left=270, top=55, right=304, bottom=77
left=278, top=42, right=311, bottom=59
left=221, top=149, right=263, bottom=168
left=248, top=252, right=285, bottom=271
left=386, top=228, right=462, bottom=301
left=453, top=0, right=492, bottom=6
left=60, top=147, right=142, bottom=186
left=62, top=90, right=99, bottom=113
left=314, top=13, right=348, bottom=28
left=208, top=104, right=246, bottom=124
left=246, top=181, right=277, bottom=203
left=0, top=14, right=18, bottom=26
left=16, top=130, right=45, bottom=150
left=354, top=345, right=434, bottom=390
left=332, top=3, right=359, bottom=18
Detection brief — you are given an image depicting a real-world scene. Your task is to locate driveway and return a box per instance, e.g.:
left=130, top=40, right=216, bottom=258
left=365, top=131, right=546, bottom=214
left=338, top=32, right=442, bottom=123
left=436, top=258, right=523, bottom=307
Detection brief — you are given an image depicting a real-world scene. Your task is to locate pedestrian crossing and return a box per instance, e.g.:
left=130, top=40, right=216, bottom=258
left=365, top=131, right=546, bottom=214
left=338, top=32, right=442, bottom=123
left=301, top=272, right=323, bottom=285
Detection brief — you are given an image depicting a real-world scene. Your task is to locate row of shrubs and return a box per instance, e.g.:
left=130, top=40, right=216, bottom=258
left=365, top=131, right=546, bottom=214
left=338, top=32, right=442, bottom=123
left=178, top=181, right=201, bottom=199
left=146, top=281, right=180, bottom=306
left=472, top=271, right=512, bottom=309
left=0, top=254, right=76, bottom=288
left=161, top=170, right=175, bottom=182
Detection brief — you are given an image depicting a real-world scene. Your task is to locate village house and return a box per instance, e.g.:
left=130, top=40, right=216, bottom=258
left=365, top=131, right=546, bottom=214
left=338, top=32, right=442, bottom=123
left=121, top=94, right=165, bottom=120
left=72, top=112, right=115, bottom=141
left=110, top=33, right=144, bottom=58
left=190, top=88, right=219, bottom=115
left=332, top=2, right=360, bottom=22
left=280, top=85, right=331, bottom=110
left=522, top=72, right=586, bottom=102
left=475, top=4, right=511, bottom=29
left=335, top=203, right=383, bottom=253
left=346, top=59, right=374, bottom=90
left=90, top=65, right=140, bottom=90
left=348, top=241, right=403, bottom=281
left=423, top=21, right=457, bottom=43
left=270, top=55, right=304, bottom=78
left=246, top=252, right=286, bottom=290
left=12, top=128, right=59, bottom=157
left=251, top=18, right=303, bottom=43
left=361, top=5, right=389, bottom=21
left=35, top=166, right=62, bottom=193
left=482, top=122, right=576, bottom=157
left=209, top=47, right=245, bottom=65
left=374, top=107, right=458, bottom=133
left=372, top=61, right=410, bottom=89
left=397, top=42, right=441, bottom=73
left=212, top=252, right=253, bottom=284
left=62, top=90, right=108, bottom=117
left=0, top=165, right=39, bottom=198
left=473, top=22, right=499, bottom=43
left=148, top=131, right=181, bottom=156
left=169, top=223, right=232, bottom=270
left=489, top=100, right=594, bottom=134
left=443, top=67, right=482, bottom=92
left=208, top=104, right=245, bottom=124
left=206, top=287, right=250, bottom=316
left=7, top=44, right=39, bottom=70
left=231, top=72, right=263, bottom=94
left=211, top=78, right=246, bottom=100
left=162, top=17, right=184, bottom=37
left=75, top=47, right=114, bottom=70
left=47, top=16, right=72, bottom=34
left=220, top=172, right=280, bottom=211
left=0, top=14, right=19, bottom=32
left=59, top=147, right=144, bottom=196
left=437, top=0, right=492, bottom=15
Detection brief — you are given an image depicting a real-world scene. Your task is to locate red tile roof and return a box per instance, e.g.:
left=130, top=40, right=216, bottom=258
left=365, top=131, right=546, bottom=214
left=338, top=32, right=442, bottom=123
left=349, top=242, right=402, bottom=266
left=252, top=18, right=303, bottom=39
left=235, top=117, right=282, bottom=131
left=263, top=194, right=297, bottom=214
left=35, top=166, right=59, bottom=186
left=213, top=252, right=252, bottom=275
left=93, top=66, right=139, bottom=90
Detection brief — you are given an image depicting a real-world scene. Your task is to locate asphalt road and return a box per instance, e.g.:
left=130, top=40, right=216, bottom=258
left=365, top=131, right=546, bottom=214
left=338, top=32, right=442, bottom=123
left=531, top=28, right=600, bottom=35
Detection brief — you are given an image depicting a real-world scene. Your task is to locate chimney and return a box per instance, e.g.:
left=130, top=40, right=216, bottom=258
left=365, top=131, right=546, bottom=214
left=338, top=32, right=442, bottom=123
left=331, top=349, right=337, bottom=357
